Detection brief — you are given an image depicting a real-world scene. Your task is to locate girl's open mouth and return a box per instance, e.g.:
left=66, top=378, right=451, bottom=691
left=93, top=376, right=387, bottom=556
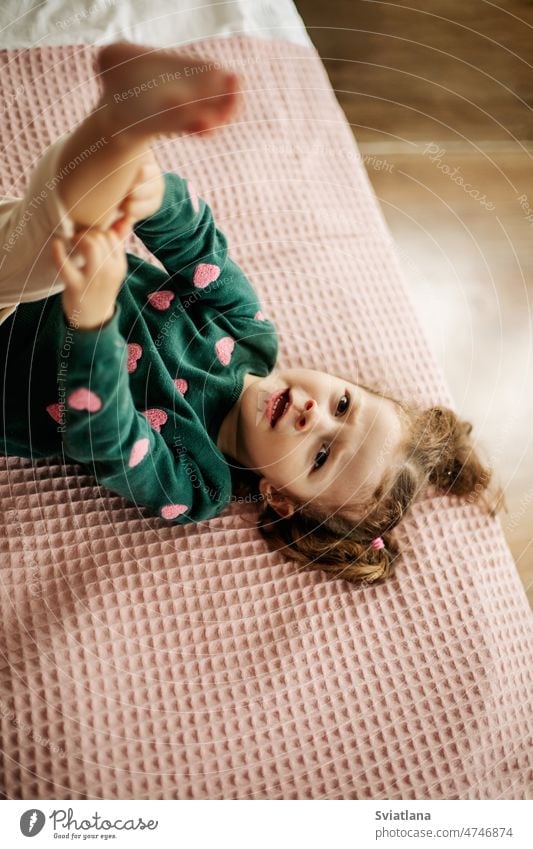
left=265, top=388, right=291, bottom=428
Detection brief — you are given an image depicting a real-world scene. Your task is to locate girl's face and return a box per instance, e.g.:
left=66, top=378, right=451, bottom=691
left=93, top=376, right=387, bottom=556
left=228, top=367, right=406, bottom=514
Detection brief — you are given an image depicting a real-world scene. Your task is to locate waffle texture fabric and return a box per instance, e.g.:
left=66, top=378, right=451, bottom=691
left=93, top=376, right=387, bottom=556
left=0, top=171, right=277, bottom=522
left=0, top=38, right=531, bottom=800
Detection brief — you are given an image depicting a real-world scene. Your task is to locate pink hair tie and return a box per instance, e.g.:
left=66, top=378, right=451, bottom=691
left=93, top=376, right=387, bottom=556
left=371, top=537, right=385, bottom=550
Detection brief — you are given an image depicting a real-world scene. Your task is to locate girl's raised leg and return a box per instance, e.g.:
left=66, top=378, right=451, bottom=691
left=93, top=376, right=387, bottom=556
left=55, top=42, right=239, bottom=230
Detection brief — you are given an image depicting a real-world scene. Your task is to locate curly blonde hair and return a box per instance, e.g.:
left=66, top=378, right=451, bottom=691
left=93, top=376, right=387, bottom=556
left=230, top=396, right=501, bottom=586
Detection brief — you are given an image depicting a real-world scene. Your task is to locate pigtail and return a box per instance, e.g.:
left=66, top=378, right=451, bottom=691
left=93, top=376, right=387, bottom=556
left=411, top=406, right=493, bottom=502
left=257, top=505, right=399, bottom=585
left=315, top=530, right=399, bottom=584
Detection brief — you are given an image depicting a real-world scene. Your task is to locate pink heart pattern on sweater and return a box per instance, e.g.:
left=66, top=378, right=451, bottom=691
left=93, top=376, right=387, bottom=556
left=141, top=408, right=168, bottom=433
left=147, top=290, right=175, bottom=310
left=161, top=503, right=188, bottom=520
left=193, top=263, right=220, bottom=288
left=46, top=403, right=62, bottom=423
left=215, top=336, right=235, bottom=366
left=67, top=388, right=102, bottom=412
left=128, top=437, right=150, bottom=468
left=127, top=343, right=143, bottom=373
left=174, top=378, right=188, bottom=396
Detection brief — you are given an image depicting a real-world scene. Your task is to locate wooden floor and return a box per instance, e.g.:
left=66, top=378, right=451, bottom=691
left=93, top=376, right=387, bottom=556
left=295, top=0, right=533, bottom=606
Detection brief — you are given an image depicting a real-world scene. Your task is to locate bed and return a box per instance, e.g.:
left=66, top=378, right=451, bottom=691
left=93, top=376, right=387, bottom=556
left=0, top=2, right=531, bottom=800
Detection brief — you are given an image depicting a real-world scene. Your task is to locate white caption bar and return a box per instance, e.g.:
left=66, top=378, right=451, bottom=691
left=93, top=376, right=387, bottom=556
left=2, top=799, right=531, bottom=848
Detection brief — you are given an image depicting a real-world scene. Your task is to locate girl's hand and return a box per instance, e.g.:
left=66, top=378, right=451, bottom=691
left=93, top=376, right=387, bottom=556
left=114, top=150, right=165, bottom=229
left=52, top=227, right=129, bottom=330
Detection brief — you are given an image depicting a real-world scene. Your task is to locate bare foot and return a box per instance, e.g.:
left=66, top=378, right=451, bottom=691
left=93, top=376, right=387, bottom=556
left=96, top=42, right=239, bottom=138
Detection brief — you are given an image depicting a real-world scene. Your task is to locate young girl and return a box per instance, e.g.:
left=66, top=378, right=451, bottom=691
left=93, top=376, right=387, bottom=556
left=0, top=43, right=496, bottom=586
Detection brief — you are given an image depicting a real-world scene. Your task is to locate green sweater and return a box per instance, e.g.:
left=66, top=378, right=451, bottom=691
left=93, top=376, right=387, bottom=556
left=0, top=173, right=278, bottom=523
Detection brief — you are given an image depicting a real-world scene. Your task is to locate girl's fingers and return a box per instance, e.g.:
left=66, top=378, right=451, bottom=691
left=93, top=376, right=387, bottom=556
left=79, top=232, right=104, bottom=277
left=58, top=228, right=128, bottom=289
left=122, top=163, right=159, bottom=200
left=106, top=229, right=124, bottom=253
left=104, top=226, right=127, bottom=251
left=120, top=183, right=159, bottom=213
left=51, top=238, right=83, bottom=288
left=67, top=231, right=92, bottom=272
left=111, top=215, right=134, bottom=240
left=72, top=230, right=98, bottom=256
left=50, top=238, right=64, bottom=270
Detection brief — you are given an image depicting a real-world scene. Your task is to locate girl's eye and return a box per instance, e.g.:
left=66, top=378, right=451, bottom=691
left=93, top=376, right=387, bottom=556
left=336, top=392, right=350, bottom=415
left=311, top=392, right=350, bottom=472
left=313, top=445, right=330, bottom=471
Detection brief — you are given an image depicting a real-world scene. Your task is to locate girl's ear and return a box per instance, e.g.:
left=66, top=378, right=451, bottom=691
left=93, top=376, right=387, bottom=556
left=258, top=478, right=296, bottom=519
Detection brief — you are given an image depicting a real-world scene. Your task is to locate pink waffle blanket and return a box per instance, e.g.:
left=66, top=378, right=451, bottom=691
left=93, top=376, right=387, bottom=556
left=0, top=37, right=531, bottom=800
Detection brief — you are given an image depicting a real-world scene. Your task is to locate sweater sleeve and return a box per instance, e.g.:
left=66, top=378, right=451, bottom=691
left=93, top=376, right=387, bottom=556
left=59, top=302, right=228, bottom=523
left=133, top=173, right=264, bottom=320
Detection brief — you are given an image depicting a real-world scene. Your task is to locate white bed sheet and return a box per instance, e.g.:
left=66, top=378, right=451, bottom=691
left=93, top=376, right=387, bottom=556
left=0, top=0, right=311, bottom=48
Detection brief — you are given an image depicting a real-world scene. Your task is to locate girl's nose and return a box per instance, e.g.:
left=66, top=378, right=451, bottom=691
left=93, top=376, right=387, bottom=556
left=296, top=399, right=315, bottom=430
